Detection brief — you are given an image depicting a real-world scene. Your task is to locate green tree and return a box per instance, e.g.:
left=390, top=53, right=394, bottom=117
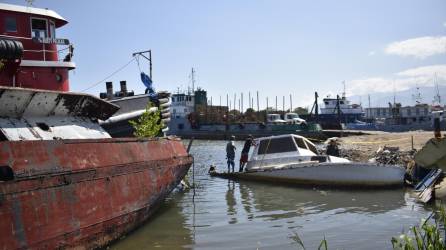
left=129, top=103, right=163, bottom=138
left=293, top=107, right=309, bottom=115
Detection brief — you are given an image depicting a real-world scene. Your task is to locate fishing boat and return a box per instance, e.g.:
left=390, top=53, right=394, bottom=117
left=0, top=3, right=192, bottom=249
left=210, top=134, right=405, bottom=187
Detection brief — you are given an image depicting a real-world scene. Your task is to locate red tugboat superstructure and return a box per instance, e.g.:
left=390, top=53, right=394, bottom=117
left=0, top=3, right=192, bottom=249
left=0, top=3, right=74, bottom=91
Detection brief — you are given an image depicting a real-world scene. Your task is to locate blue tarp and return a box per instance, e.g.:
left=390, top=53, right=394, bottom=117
left=140, top=72, right=157, bottom=101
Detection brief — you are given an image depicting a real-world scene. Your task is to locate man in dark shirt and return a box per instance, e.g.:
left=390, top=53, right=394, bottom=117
left=226, top=135, right=236, bottom=173
left=239, top=135, right=254, bottom=172
left=326, top=139, right=340, bottom=157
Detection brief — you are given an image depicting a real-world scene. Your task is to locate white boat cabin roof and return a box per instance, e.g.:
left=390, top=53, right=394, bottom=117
left=0, top=3, right=67, bottom=26
left=253, top=134, right=319, bottom=157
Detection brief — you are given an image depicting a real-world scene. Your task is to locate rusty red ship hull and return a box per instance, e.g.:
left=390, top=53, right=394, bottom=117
left=0, top=137, right=192, bottom=250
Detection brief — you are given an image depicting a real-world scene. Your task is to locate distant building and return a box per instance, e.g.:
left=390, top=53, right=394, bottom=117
left=365, top=103, right=432, bottom=125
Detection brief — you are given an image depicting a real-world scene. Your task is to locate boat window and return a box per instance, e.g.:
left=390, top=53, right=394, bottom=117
left=257, top=137, right=297, bottom=154
left=304, top=140, right=319, bottom=155
left=293, top=137, right=307, bottom=149
left=0, top=131, right=7, bottom=141
left=5, top=17, right=17, bottom=32
left=49, top=21, right=56, bottom=38
left=0, top=166, right=14, bottom=181
left=31, top=18, right=47, bottom=38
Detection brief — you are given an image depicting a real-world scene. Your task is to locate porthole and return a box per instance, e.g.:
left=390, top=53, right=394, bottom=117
left=36, top=122, right=50, bottom=131
left=55, top=73, right=62, bottom=82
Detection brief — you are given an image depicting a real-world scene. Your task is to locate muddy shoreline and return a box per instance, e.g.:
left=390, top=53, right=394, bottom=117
left=336, top=131, right=446, bottom=164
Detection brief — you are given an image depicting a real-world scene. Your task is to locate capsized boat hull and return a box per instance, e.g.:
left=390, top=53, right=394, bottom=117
left=0, top=137, right=192, bottom=250
left=211, top=162, right=405, bottom=188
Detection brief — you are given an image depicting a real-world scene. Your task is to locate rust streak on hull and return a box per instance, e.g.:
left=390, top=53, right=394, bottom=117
left=0, top=137, right=193, bottom=250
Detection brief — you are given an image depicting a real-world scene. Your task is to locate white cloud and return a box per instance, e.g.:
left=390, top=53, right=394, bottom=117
left=347, top=64, right=446, bottom=95
left=397, top=65, right=446, bottom=78
left=444, top=22, right=446, bottom=28
left=368, top=51, right=376, bottom=56
left=385, top=36, right=446, bottom=59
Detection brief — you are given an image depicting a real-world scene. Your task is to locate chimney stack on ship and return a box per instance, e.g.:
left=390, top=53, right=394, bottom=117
left=120, top=80, right=128, bottom=96
left=106, top=81, right=114, bottom=99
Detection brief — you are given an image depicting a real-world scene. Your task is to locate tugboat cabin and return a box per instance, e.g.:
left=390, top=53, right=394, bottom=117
left=0, top=3, right=75, bottom=91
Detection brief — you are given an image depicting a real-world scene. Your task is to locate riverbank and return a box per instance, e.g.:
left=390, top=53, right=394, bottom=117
left=338, top=130, right=445, bottom=163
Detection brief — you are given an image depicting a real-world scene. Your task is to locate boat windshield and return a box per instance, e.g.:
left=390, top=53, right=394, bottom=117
left=257, top=137, right=297, bottom=154
left=293, top=137, right=319, bottom=155
left=293, top=137, right=307, bottom=149
left=304, top=139, right=319, bottom=155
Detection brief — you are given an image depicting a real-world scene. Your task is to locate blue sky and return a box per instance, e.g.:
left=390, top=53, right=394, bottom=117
left=5, top=0, right=446, bottom=108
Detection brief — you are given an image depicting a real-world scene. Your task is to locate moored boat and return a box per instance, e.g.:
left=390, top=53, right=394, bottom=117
left=210, top=134, right=405, bottom=188
left=0, top=3, right=192, bottom=249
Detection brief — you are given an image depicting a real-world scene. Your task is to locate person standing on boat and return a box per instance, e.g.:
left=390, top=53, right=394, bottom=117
left=226, top=135, right=236, bottom=173
left=326, top=138, right=340, bottom=157
left=239, top=135, right=254, bottom=172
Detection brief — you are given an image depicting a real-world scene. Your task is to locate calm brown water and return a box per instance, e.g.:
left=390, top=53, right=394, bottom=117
left=111, top=140, right=433, bottom=250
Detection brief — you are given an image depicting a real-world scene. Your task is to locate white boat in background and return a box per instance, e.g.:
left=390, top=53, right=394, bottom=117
left=211, top=134, right=405, bottom=188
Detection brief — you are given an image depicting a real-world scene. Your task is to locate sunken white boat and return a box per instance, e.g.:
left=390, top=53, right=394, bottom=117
left=212, top=134, right=405, bottom=187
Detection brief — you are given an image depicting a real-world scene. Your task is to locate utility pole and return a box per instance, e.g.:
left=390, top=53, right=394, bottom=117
left=234, top=93, right=236, bottom=113
left=266, top=97, right=269, bottom=111
left=249, top=92, right=251, bottom=109
left=226, top=94, right=229, bottom=131
left=132, top=49, right=152, bottom=80
left=282, top=96, right=285, bottom=113
left=256, top=91, right=259, bottom=112
left=275, top=96, right=278, bottom=111
left=241, top=93, right=244, bottom=114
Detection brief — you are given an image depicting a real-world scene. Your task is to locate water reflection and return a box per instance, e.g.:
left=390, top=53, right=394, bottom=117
left=110, top=193, right=193, bottom=250
left=226, top=180, right=237, bottom=224
left=235, top=182, right=407, bottom=221
left=112, top=140, right=432, bottom=250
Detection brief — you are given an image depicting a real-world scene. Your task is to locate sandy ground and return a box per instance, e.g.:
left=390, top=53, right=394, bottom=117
left=336, top=130, right=446, bottom=163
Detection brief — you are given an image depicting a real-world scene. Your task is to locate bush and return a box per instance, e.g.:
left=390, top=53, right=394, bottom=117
left=129, top=103, right=163, bottom=138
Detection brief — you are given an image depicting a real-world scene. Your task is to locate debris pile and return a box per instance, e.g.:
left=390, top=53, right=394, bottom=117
left=369, top=146, right=416, bottom=166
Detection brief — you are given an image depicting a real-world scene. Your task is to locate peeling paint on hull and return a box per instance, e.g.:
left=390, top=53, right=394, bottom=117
left=0, top=137, right=192, bottom=250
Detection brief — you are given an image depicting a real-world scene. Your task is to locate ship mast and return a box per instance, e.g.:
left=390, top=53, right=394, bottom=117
left=412, top=85, right=422, bottom=104
left=342, top=81, right=346, bottom=98
left=433, top=73, right=441, bottom=105
left=190, top=68, right=196, bottom=93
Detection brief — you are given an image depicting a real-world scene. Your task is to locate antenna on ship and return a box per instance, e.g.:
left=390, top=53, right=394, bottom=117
left=393, top=80, right=396, bottom=106
left=25, top=0, right=34, bottom=7
left=342, top=80, right=346, bottom=98
left=190, top=68, right=196, bottom=93
left=433, top=73, right=441, bottom=105
left=412, top=85, right=423, bottom=104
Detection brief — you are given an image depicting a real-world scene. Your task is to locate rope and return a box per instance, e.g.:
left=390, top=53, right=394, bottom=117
left=81, top=57, right=136, bottom=92
left=135, top=55, right=143, bottom=73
